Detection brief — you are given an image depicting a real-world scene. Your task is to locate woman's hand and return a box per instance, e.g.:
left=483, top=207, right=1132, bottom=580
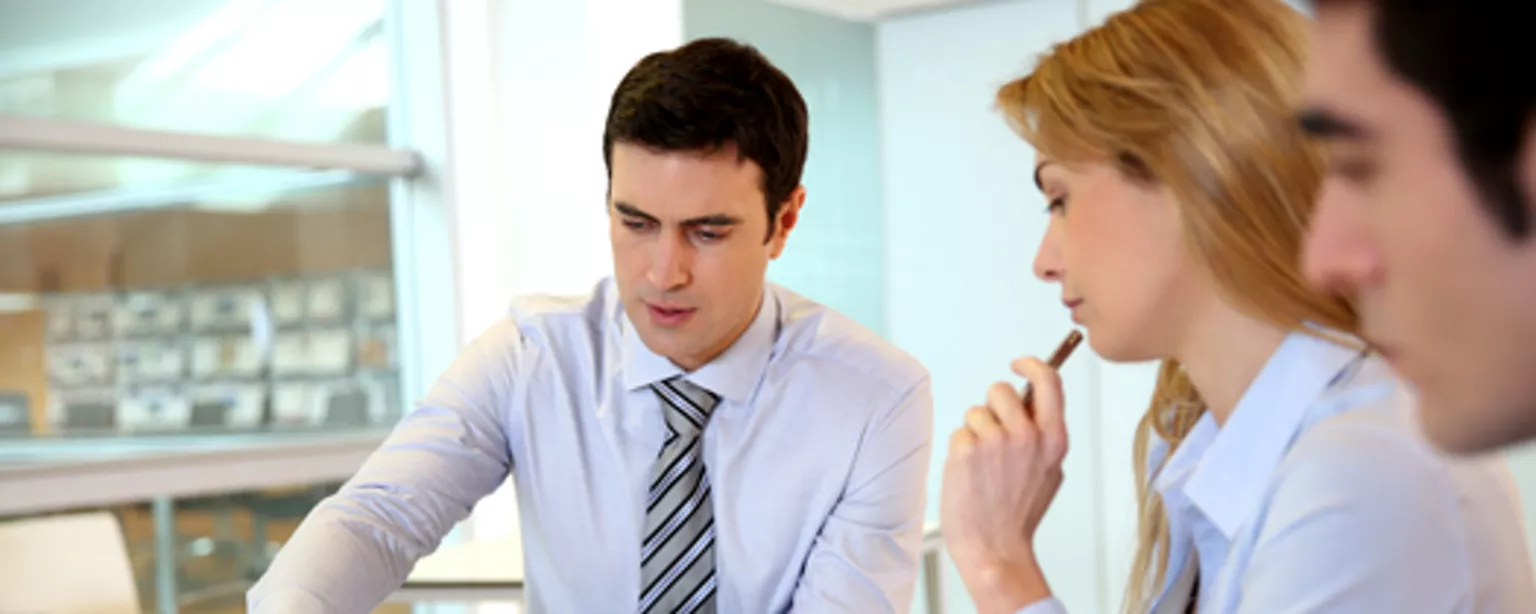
left=940, top=357, right=1070, bottom=614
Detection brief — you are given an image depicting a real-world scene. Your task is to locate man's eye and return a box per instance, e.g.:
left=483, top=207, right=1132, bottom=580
left=623, top=218, right=653, bottom=230
left=1324, top=149, right=1378, bottom=185
left=1332, top=159, right=1377, bottom=185
left=695, top=228, right=727, bottom=242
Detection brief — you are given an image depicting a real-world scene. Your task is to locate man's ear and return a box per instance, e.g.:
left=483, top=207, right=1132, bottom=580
left=1520, top=117, right=1536, bottom=236
left=768, top=186, right=807, bottom=259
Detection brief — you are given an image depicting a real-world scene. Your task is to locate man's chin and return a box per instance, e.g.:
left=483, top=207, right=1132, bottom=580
left=631, top=326, right=691, bottom=364
left=1418, top=392, right=1536, bottom=455
left=633, top=325, right=678, bottom=351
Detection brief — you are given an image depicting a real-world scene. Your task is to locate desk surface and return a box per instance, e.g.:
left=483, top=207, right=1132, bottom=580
left=409, top=537, right=525, bottom=585
left=0, top=430, right=389, bottom=515
left=393, top=521, right=946, bottom=604
left=0, top=429, right=388, bottom=464
left=402, top=520, right=944, bottom=587
left=393, top=534, right=524, bottom=603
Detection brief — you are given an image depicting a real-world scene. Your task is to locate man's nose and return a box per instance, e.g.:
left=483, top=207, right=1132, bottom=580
left=1302, top=184, right=1381, bottom=296
left=647, top=233, right=693, bottom=290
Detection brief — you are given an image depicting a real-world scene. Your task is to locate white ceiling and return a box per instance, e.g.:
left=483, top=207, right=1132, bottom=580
left=764, top=0, right=983, bottom=21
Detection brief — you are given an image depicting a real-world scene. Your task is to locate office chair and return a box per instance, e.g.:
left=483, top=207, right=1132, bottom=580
left=0, top=512, right=141, bottom=614
left=61, top=399, right=117, bottom=432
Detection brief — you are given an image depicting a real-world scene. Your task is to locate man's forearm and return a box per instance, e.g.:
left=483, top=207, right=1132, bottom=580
left=249, top=321, right=520, bottom=611
left=247, top=497, right=441, bottom=613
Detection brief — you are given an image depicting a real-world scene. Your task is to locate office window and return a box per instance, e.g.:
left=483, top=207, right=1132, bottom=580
left=0, top=0, right=389, bottom=143
left=0, top=1, right=457, bottom=611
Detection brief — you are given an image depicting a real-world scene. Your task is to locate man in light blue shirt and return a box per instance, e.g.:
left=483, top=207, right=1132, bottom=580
left=247, top=37, right=933, bottom=613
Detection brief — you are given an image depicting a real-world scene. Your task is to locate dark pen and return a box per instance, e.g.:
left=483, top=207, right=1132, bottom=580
left=1021, top=329, right=1084, bottom=409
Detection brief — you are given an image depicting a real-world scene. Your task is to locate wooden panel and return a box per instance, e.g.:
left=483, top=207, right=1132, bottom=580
left=0, top=310, right=48, bottom=433
left=13, top=215, right=120, bottom=292
left=0, top=184, right=392, bottom=293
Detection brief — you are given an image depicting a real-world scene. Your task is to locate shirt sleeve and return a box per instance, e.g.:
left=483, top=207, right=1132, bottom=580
left=1016, top=597, right=1071, bottom=614
left=247, top=319, right=525, bottom=613
left=1236, top=417, right=1473, bottom=613
left=787, top=376, right=934, bottom=613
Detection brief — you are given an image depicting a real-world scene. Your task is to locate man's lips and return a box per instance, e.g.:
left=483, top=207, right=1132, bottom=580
left=646, top=302, right=695, bottom=314
left=645, top=302, right=697, bottom=326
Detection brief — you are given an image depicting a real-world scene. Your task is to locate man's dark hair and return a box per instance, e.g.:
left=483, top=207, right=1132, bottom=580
left=602, top=37, right=809, bottom=240
left=1317, top=0, right=1535, bottom=238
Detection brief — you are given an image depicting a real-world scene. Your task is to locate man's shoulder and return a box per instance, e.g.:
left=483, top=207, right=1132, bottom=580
left=771, top=285, right=929, bottom=395
left=1277, top=377, right=1523, bottom=539
left=505, top=278, right=618, bottom=345
left=1260, top=377, right=1534, bottom=606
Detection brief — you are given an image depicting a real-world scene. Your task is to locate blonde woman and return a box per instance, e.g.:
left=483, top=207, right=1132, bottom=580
left=938, top=1, right=1536, bottom=613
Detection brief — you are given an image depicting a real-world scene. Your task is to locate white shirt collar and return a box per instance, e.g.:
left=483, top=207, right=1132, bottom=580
left=619, top=285, right=780, bottom=406
left=1155, top=329, right=1367, bottom=538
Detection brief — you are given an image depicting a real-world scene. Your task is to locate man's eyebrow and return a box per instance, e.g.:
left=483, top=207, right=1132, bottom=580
left=683, top=214, right=743, bottom=226
left=613, top=202, right=657, bottom=222
left=1297, top=107, right=1372, bottom=140
left=613, top=203, right=742, bottom=227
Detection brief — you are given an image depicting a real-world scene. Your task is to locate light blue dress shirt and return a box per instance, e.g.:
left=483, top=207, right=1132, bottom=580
left=1020, top=331, right=1535, bottom=614
left=247, top=278, right=934, bottom=613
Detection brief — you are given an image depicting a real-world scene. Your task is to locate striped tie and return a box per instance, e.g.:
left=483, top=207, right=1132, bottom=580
left=640, top=377, right=720, bottom=614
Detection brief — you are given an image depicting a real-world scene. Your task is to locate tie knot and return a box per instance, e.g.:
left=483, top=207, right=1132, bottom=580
left=650, top=377, right=720, bottom=439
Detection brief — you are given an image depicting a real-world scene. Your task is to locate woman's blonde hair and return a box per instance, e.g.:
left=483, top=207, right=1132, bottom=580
left=995, top=0, right=1359, bottom=609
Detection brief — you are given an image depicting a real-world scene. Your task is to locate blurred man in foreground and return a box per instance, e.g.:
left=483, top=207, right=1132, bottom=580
left=1301, top=0, right=1536, bottom=454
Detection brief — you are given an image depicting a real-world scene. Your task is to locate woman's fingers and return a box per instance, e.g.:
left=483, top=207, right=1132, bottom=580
left=1013, top=357, right=1069, bottom=460
left=964, top=404, right=1004, bottom=442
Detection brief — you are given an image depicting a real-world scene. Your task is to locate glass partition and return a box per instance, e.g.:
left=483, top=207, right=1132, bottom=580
left=0, top=1, right=456, bottom=610
left=0, top=482, right=470, bottom=614
left=0, top=155, right=403, bottom=441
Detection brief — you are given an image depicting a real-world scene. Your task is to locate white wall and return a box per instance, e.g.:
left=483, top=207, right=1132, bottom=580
left=444, top=0, right=685, bottom=344
left=1507, top=443, right=1536, bottom=567
left=444, top=0, right=685, bottom=540
left=683, top=0, right=888, bottom=333
left=1082, top=0, right=1134, bottom=24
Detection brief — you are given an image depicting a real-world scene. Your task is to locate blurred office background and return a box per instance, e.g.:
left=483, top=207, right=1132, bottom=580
left=3, top=0, right=1535, bottom=613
